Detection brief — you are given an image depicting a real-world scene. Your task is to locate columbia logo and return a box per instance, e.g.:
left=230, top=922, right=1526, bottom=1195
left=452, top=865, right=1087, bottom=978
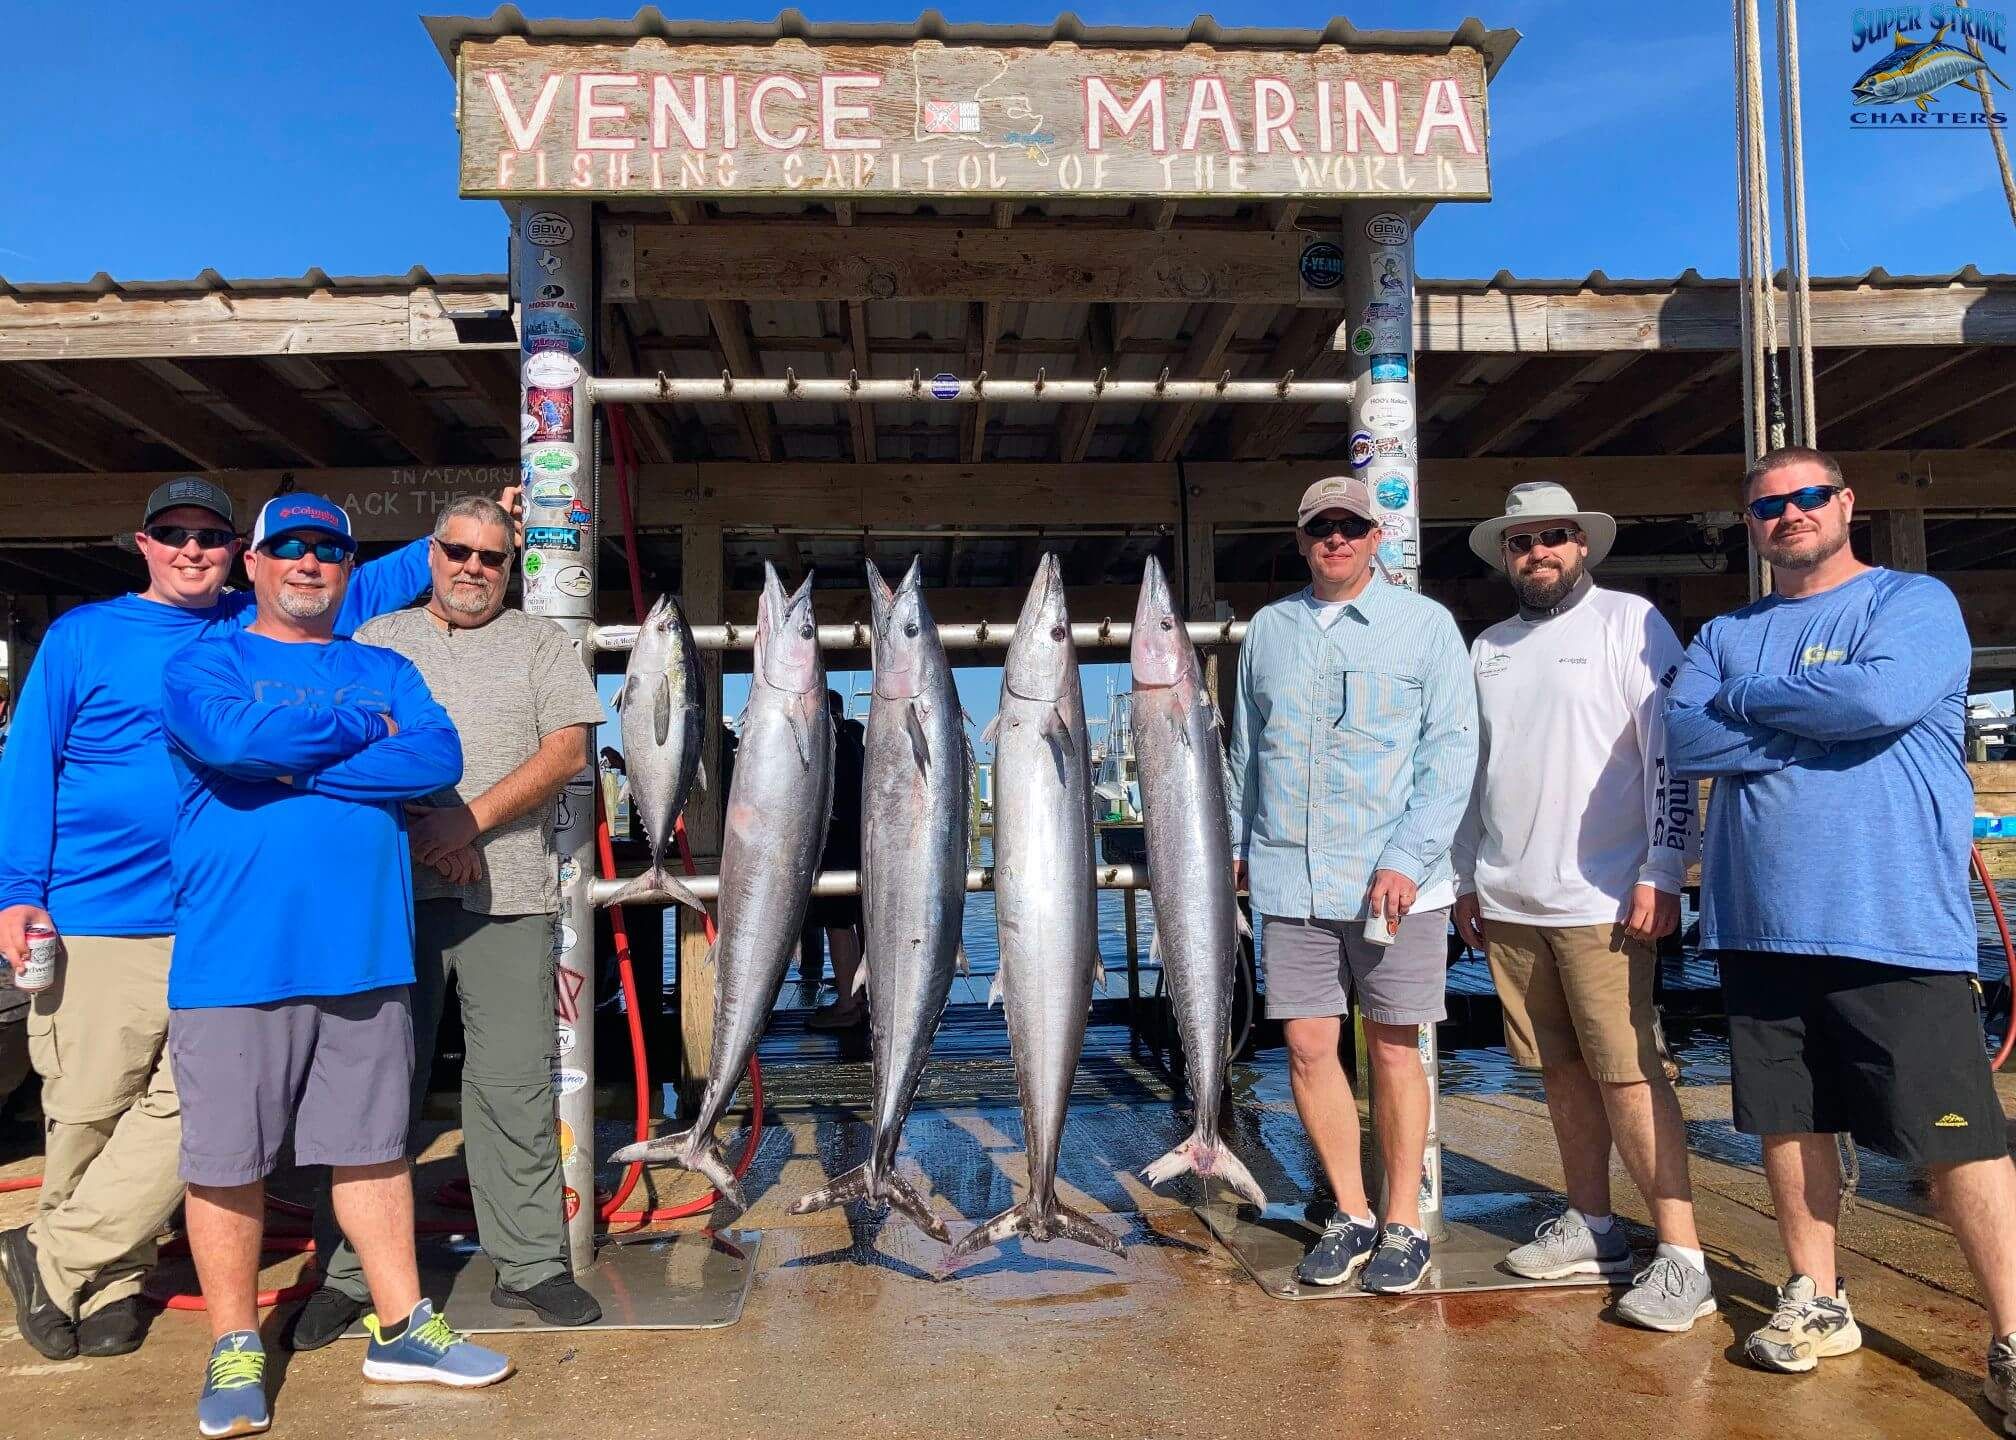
left=1935, top=1113, right=1970, bottom=1128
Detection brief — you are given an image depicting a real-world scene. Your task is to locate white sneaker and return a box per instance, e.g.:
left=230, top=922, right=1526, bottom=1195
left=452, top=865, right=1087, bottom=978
left=1744, top=1275, right=1862, bottom=1373
left=1504, top=1211, right=1635, bottom=1281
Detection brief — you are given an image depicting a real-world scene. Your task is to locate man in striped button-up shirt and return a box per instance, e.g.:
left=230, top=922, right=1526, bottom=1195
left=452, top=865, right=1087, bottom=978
left=1229, top=474, right=1477, bottom=1294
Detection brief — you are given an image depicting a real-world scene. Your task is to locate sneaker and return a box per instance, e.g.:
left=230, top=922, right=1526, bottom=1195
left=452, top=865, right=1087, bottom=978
left=196, top=1331, right=269, bottom=1439
left=285, top=1285, right=366, bottom=1352
left=1361, top=1224, right=1432, bottom=1294
left=1293, top=1214, right=1378, bottom=1287
left=491, top=1273, right=602, bottom=1326
left=76, top=1295, right=150, bottom=1357
left=1504, top=1211, right=1635, bottom=1281
left=361, top=1299, right=514, bottom=1388
left=1985, top=1334, right=2016, bottom=1421
left=1743, top=1274, right=1862, bottom=1373
left=807, top=1001, right=866, bottom=1030
left=1615, top=1247, right=1717, bottom=1333
left=0, top=1225, right=77, bottom=1361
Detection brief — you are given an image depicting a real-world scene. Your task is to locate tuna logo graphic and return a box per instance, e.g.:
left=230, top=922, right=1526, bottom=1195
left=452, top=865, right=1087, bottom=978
left=1850, top=15, right=2009, bottom=126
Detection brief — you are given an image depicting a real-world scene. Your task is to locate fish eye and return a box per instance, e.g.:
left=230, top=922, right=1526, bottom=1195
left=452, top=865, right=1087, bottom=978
left=904, top=621, right=919, bottom=638
left=1049, top=623, right=1066, bottom=642
left=1160, top=617, right=1173, bottom=631
left=799, top=623, right=813, bottom=640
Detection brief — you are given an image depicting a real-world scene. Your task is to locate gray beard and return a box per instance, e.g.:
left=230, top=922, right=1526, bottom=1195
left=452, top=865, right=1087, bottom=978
left=1764, top=525, right=1849, bottom=571
left=276, top=588, right=333, bottom=620
left=1512, top=557, right=1583, bottom=611
left=441, top=582, right=496, bottom=616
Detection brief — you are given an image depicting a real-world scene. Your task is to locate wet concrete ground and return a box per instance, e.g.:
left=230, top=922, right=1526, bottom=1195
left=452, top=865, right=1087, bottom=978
left=3, top=1050, right=2013, bottom=1439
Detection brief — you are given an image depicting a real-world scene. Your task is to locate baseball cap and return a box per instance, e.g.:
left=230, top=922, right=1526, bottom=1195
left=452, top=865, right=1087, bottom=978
left=142, top=477, right=235, bottom=529
left=251, top=493, right=356, bottom=553
left=1296, top=475, right=1375, bottom=526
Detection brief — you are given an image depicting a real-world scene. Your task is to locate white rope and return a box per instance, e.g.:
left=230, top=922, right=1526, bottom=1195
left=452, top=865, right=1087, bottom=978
left=1775, top=0, right=1817, bottom=444
left=1958, top=0, right=2016, bottom=227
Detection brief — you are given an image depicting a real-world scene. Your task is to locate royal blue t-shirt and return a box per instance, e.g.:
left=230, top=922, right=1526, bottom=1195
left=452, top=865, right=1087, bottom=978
left=1666, top=568, right=1976, bottom=972
left=161, top=629, right=461, bottom=1008
left=0, top=541, right=429, bottom=936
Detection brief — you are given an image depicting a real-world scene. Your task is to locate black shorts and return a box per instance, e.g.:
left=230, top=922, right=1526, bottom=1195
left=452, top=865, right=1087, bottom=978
left=1719, top=951, right=2007, bottom=1165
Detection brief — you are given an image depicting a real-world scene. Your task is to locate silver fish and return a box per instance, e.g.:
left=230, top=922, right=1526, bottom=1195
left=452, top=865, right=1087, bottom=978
left=609, top=565, right=834, bottom=1217
left=1130, top=557, right=1267, bottom=1207
left=948, top=554, right=1120, bottom=1262
left=603, top=595, right=707, bottom=912
left=790, top=558, right=969, bottom=1242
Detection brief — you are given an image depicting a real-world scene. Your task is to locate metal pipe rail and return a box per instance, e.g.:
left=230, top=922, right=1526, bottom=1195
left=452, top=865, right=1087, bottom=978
left=589, top=618, right=1249, bottom=654
left=588, top=372, right=1357, bottom=407
left=589, top=863, right=1151, bottom=907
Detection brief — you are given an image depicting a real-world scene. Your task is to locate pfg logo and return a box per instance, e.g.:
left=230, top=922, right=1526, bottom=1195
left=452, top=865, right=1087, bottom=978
left=1299, top=240, right=1346, bottom=291
left=1850, top=7, right=2009, bottom=128
left=523, top=211, right=575, bottom=246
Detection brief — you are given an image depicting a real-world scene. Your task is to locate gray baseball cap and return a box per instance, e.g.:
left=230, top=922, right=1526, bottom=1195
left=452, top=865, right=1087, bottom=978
left=142, top=477, right=235, bottom=529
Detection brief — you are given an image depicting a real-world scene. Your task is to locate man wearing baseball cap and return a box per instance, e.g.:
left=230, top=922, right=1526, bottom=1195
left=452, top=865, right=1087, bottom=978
left=1227, top=474, right=1476, bottom=1294
left=0, top=478, right=515, bottom=1361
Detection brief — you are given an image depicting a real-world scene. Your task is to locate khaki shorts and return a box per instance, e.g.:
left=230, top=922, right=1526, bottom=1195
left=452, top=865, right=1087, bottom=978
left=1486, top=921, right=1660, bottom=1083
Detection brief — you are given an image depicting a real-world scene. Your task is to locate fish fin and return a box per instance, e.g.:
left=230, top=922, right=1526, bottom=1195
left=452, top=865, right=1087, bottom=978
left=1167, top=708, right=1192, bottom=749
left=943, top=1198, right=1123, bottom=1267
left=944, top=1202, right=1033, bottom=1266
left=1090, top=949, right=1107, bottom=992
left=1235, top=906, right=1252, bottom=940
left=1148, top=930, right=1161, bottom=967
left=606, top=1130, right=748, bottom=1219
left=881, top=1169, right=951, bottom=1243
left=1044, top=702, right=1071, bottom=739
left=905, top=702, right=932, bottom=772
left=1050, top=1201, right=1125, bottom=1256
left=1141, top=1132, right=1268, bottom=1209
left=602, top=866, right=710, bottom=915
left=980, top=713, right=1001, bottom=747
left=962, top=707, right=977, bottom=731
left=788, top=694, right=818, bottom=770
left=955, top=943, right=970, bottom=977
left=987, top=971, right=1003, bottom=1007
left=695, top=756, right=709, bottom=793
left=789, top=1162, right=873, bottom=1217
left=653, top=674, right=672, bottom=747
left=851, top=957, right=869, bottom=997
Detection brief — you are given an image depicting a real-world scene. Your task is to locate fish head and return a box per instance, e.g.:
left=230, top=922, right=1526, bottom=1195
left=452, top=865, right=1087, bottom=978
left=870, top=556, right=934, bottom=700
left=1003, top=552, right=1074, bottom=703
left=756, top=563, right=821, bottom=694
left=1129, top=555, right=1196, bottom=691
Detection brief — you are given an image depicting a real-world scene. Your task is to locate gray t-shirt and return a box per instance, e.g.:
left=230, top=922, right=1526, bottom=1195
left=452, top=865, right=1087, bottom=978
left=355, top=606, right=604, bottom=917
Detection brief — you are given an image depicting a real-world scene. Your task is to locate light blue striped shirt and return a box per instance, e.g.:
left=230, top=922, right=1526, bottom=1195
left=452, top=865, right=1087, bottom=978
left=1228, top=581, right=1478, bottom=922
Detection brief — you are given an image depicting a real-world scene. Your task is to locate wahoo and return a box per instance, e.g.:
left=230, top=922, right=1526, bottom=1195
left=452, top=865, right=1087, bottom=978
left=1852, top=23, right=2009, bottom=110
left=602, top=595, right=707, bottom=912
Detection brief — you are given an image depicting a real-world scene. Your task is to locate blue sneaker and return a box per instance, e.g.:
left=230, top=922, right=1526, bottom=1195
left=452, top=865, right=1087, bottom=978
left=196, top=1331, right=269, bottom=1438
left=361, top=1299, right=514, bottom=1388
left=1294, top=1214, right=1379, bottom=1287
left=1361, top=1224, right=1432, bottom=1294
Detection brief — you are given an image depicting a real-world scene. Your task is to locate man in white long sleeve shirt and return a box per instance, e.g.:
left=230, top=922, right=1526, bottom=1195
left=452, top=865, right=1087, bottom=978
left=1451, top=483, right=1710, bottom=1332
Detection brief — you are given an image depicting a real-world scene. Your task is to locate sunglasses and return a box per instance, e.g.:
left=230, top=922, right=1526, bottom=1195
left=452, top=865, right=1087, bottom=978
left=1746, top=484, right=1843, bottom=522
left=1301, top=514, right=1377, bottom=541
left=435, top=539, right=510, bottom=570
left=1503, top=526, right=1584, bottom=556
left=145, top=524, right=236, bottom=550
left=263, top=536, right=351, bottom=563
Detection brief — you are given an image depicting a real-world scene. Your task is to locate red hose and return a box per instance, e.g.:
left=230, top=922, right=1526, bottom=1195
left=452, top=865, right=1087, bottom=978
left=1976, top=842, right=2016, bottom=1070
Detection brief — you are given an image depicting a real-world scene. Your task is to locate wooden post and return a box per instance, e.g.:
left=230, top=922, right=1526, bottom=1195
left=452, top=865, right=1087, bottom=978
left=1123, top=887, right=1141, bottom=1039
left=677, top=522, right=724, bottom=1111
left=1872, top=508, right=1929, bottom=572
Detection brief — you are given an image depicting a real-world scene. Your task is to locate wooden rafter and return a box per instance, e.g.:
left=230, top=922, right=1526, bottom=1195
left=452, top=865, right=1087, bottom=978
left=1223, top=308, right=1346, bottom=461
left=962, top=300, right=1005, bottom=464
left=1831, top=348, right=2016, bottom=450
left=844, top=300, right=876, bottom=464
left=1058, top=302, right=1134, bottom=464
left=318, top=359, right=451, bottom=464
left=701, top=299, right=778, bottom=462
left=0, top=368, right=156, bottom=470
left=1521, top=353, right=1735, bottom=458
left=1440, top=356, right=1601, bottom=458
left=1148, top=305, right=1248, bottom=462
left=51, top=360, right=270, bottom=470
left=172, top=358, right=357, bottom=468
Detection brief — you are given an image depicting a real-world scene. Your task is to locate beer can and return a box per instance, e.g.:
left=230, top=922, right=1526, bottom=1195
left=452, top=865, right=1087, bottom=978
left=18, top=922, right=58, bottom=993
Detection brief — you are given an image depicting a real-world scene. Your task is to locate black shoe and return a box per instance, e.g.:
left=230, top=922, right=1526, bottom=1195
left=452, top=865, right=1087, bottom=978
left=76, top=1295, right=150, bottom=1357
left=0, top=1225, right=77, bottom=1360
left=284, top=1285, right=365, bottom=1352
left=491, top=1273, right=601, bottom=1326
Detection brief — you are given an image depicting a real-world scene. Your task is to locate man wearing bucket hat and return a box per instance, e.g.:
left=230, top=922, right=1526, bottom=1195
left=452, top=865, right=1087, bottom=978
left=1452, top=482, right=1710, bottom=1331
left=0, top=477, right=516, bottom=1362
left=1228, top=474, right=1476, bottom=1295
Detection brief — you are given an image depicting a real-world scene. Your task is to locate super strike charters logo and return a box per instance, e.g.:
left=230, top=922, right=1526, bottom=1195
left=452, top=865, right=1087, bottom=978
left=1850, top=6, right=2009, bottom=129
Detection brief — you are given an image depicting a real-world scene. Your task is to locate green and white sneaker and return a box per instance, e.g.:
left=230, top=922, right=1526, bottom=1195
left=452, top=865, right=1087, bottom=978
left=1744, top=1275, right=1861, bottom=1373
left=1615, top=1247, right=1716, bottom=1333
left=1504, top=1210, right=1635, bottom=1281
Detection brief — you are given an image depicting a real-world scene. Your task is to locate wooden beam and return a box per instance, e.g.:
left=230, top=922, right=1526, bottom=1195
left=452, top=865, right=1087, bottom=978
left=1829, top=349, right=2016, bottom=450
left=675, top=522, right=722, bottom=1109
left=1917, top=390, right=2016, bottom=449
left=1443, top=356, right=1601, bottom=457
left=1871, top=509, right=1929, bottom=571
left=701, top=300, right=778, bottom=462
left=1815, top=347, right=1970, bottom=436
left=1522, top=353, right=1734, bottom=458
left=172, top=358, right=358, bottom=468
left=50, top=360, right=269, bottom=470
left=0, top=368, right=157, bottom=470
left=844, top=301, right=876, bottom=464
left=1059, top=302, right=1132, bottom=464
left=1929, top=521, right=2016, bottom=570
left=0, top=429, right=77, bottom=474
left=962, top=301, right=1004, bottom=464
left=318, top=359, right=453, bottom=465
left=1412, top=351, right=1472, bottom=424
left=1148, top=306, right=1248, bottom=463
left=1224, top=308, right=1347, bottom=460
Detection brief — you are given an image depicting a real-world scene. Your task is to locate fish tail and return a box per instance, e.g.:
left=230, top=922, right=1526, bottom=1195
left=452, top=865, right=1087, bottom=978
left=607, top=1128, right=747, bottom=1218
left=880, top=1169, right=952, bottom=1243
left=603, top=864, right=710, bottom=915
left=943, top=1198, right=1122, bottom=1267
left=791, top=1161, right=950, bottom=1242
left=788, top=1162, right=874, bottom=1217
left=1142, top=1131, right=1269, bottom=1209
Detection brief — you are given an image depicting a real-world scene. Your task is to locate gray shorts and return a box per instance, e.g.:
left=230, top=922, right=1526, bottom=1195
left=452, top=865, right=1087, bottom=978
left=1261, top=910, right=1450, bottom=1026
left=168, top=986, right=414, bottom=1187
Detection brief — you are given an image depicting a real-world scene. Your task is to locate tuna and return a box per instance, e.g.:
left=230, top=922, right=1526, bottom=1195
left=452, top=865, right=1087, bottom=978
left=1129, top=557, right=1267, bottom=1207
left=602, top=595, right=707, bottom=912
left=947, top=554, right=1121, bottom=1262
left=790, top=558, right=969, bottom=1242
left=608, top=565, right=834, bottom=1217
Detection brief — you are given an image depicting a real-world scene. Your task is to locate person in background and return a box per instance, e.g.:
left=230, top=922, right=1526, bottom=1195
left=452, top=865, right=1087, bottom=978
left=1453, top=482, right=1710, bottom=1332
left=1228, top=474, right=1476, bottom=1295
left=293, top=496, right=606, bottom=1346
left=807, top=690, right=869, bottom=1028
left=161, top=494, right=512, bottom=1437
left=0, top=478, right=517, bottom=1363
left=1668, top=446, right=2016, bottom=1409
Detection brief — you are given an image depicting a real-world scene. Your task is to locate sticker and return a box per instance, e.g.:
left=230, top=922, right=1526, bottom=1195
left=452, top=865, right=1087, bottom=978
left=523, top=210, right=575, bottom=247
left=523, top=573, right=551, bottom=602
left=1348, top=430, right=1374, bottom=469
left=1374, top=475, right=1412, bottom=510
left=525, top=526, right=582, bottom=552
left=551, top=1066, right=588, bottom=1097
left=559, top=858, right=580, bottom=886
left=565, top=775, right=595, bottom=795
left=1366, top=211, right=1411, bottom=247
left=929, top=372, right=960, bottom=400
left=556, top=565, right=593, bottom=598
left=537, top=249, right=561, bottom=275
left=524, top=352, right=581, bottom=388
left=557, top=1118, right=577, bottom=1163
left=551, top=921, right=579, bottom=955
left=563, top=1187, right=582, bottom=1222
left=1369, top=353, right=1409, bottom=383
left=1363, top=299, right=1409, bottom=348
left=566, top=504, right=592, bottom=527
left=1381, top=514, right=1416, bottom=541
left=554, top=967, right=586, bottom=1023
left=1377, top=539, right=1407, bottom=569
left=537, top=282, right=568, bottom=300
left=1361, top=392, right=1412, bottom=434
left=1372, top=251, right=1409, bottom=295
left=1373, top=434, right=1412, bottom=462
left=528, top=475, right=577, bottom=509
left=524, top=310, right=586, bottom=355
left=526, top=297, right=579, bottom=315
left=526, top=444, right=579, bottom=478
left=1298, top=239, right=1345, bottom=291
left=1350, top=326, right=1375, bottom=355
left=519, top=413, right=537, bottom=444
left=556, top=1024, right=578, bottom=1058
left=526, top=387, right=575, bottom=443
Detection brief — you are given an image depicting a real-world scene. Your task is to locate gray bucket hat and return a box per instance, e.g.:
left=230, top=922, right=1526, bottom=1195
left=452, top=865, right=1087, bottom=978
left=1469, top=482, right=1617, bottom=572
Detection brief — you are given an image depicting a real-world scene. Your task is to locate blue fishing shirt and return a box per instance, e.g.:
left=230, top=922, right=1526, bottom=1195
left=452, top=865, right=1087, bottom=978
left=161, top=629, right=461, bottom=1008
left=1666, top=568, right=1976, bottom=972
left=0, top=541, right=428, bottom=937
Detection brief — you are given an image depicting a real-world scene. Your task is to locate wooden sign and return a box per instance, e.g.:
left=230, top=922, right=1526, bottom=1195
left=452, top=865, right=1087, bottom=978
left=457, top=38, right=1492, bottom=201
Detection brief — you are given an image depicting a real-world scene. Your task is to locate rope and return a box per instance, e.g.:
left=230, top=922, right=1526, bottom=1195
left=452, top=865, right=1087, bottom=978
left=1957, top=0, right=2016, bottom=228
left=1774, top=0, right=1816, bottom=444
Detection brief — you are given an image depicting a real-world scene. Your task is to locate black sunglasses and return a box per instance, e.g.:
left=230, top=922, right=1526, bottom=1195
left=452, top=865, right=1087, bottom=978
left=1503, top=526, right=1584, bottom=555
left=263, top=536, right=350, bottom=564
left=1301, top=514, right=1377, bottom=541
left=1746, top=484, right=1843, bottom=522
left=145, top=524, right=236, bottom=550
left=435, top=539, right=511, bottom=569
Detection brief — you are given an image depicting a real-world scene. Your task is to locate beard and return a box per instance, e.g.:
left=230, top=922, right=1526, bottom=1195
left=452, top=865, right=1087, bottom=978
left=275, top=587, right=333, bottom=620
left=440, top=578, right=497, bottom=616
left=1761, top=521, right=1849, bottom=572
left=1511, top=553, right=1584, bottom=610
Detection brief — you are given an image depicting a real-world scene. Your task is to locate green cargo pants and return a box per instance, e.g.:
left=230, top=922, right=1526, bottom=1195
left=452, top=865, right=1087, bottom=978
left=316, top=901, right=568, bottom=1298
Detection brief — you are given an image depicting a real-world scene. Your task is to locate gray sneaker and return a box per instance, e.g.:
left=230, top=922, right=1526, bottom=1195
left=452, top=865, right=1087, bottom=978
left=1615, top=1247, right=1717, bottom=1333
left=1504, top=1211, right=1634, bottom=1281
left=1986, top=1335, right=2016, bottom=1428
left=1744, top=1274, right=1862, bottom=1373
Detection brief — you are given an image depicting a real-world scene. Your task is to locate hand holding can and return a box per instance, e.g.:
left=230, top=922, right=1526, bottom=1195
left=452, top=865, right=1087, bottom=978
left=18, top=921, right=58, bottom=993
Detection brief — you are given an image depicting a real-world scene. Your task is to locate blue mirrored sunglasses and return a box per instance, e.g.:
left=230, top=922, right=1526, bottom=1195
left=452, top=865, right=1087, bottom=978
left=263, top=536, right=350, bottom=563
left=1746, top=484, right=1843, bottom=522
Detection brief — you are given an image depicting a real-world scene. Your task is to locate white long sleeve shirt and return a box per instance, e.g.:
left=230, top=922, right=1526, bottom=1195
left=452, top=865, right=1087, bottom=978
left=1453, top=580, right=1698, bottom=926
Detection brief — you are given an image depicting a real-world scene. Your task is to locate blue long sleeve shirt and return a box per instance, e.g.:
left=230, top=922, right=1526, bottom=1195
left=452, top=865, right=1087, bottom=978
left=0, top=540, right=429, bottom=937
left=161, top=629, right=462, bottom=1008
left=1666, top=568, right=1976, bottom=972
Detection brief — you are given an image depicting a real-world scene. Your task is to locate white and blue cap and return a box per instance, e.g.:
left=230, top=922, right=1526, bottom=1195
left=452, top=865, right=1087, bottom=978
left=251, top=494, right=356, bottom=554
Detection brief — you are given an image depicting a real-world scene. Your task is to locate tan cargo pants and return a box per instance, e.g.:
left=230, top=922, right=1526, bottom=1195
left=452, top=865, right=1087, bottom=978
left=25, top=935, right=185, bottom=1318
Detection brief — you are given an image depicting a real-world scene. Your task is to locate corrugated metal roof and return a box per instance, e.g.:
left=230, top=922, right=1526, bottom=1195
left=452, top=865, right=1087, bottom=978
left=423, top=8, right=1522, bottom=76
left=0, top=267, right=504, bottom=301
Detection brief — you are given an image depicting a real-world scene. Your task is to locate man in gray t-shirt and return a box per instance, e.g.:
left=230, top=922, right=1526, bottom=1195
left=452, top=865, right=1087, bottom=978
left=294, top=497, right=607, bottom=1347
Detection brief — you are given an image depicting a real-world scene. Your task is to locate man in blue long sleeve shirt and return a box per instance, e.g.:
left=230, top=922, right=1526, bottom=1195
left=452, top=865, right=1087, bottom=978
left=1669, top=446, right=2016, bottom=1402
left=160, top=495, right=510, bottom=1436
left=0, top=478, right=449, bottom=1364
